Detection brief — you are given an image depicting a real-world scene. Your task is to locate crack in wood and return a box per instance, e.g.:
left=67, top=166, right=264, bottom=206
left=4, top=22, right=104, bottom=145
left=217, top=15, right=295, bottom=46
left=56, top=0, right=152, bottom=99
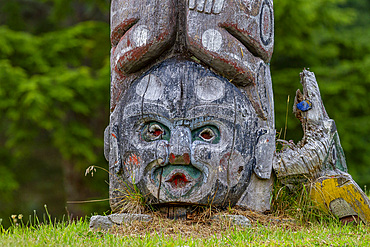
left=174, top=0, right=187, bottom=54
left=157, top=167, right=164, bottom=203
left=222, top=90, right=238, bottom=206
left=140, top=74, right=151, bottom=117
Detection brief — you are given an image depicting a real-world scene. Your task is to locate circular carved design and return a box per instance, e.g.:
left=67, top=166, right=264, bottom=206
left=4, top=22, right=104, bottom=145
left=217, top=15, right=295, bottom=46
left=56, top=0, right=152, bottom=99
left=201, top=29, right=223, bottom=52
left=136, top=74, right=163, bottom=100
left=195, top=76, right=225, bottom=102
left=132, top=25, right=150, bottom=47
left=259, top=0, right=273, bottom=46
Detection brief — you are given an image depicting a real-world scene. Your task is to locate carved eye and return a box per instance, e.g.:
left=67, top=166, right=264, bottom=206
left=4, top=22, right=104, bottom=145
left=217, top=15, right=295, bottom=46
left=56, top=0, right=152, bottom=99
left=149, top=124, right=163, bottom=137
left=192, top=125, right=220, bottom=144
left=199, top=128, right=215, bottom=141
left=142, top=122, right=170, bottom=142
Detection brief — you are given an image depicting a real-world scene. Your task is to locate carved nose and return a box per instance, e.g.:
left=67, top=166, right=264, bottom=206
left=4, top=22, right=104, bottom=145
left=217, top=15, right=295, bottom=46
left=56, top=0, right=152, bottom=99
left=169, top=126, right=191, bottom=165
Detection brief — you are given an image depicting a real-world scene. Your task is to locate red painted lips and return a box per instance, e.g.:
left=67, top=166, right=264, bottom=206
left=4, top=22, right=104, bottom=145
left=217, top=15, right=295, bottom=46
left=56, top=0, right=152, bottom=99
left=165, top=173, right=190, bottom=188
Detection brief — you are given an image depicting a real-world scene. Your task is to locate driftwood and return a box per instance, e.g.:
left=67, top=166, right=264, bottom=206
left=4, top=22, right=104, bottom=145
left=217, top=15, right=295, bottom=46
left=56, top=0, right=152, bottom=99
left=274, top=70, right=347, bottom=186
left=274, top=70, right=370, bottom=224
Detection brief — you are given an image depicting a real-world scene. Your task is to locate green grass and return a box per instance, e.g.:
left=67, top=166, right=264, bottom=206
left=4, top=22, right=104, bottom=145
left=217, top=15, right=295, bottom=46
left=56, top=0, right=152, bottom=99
left=1, top=180, right=368, bottom=246
left=0, top=218, right=369, bottom=246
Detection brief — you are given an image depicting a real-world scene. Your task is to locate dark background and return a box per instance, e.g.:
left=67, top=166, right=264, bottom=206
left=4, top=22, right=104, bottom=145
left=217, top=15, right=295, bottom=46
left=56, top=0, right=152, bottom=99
left=0, top=0, right=369, bottom=227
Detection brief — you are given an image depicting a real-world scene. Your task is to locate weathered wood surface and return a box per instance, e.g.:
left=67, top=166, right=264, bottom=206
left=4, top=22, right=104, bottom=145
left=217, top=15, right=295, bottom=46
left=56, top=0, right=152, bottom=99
left=273, top=70, right=347, bottom=186
left=107, top=59, right=273, bottom=210
left=273, top=69, right=370, bottom=224
left=110, top=0, right=178, bottom=110
left=106, top=0, right=276, bottom=213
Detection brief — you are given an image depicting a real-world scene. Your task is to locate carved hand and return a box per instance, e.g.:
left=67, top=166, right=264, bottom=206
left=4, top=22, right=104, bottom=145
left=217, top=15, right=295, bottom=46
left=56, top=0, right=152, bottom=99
left=186, top=0, right=274, bottom=86
left=188, top=0, right=225, bottom=14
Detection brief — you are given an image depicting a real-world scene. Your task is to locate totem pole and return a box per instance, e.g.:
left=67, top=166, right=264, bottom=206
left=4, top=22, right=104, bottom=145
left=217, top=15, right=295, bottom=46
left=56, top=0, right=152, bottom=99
left=104, top=0, right=370, bottom=222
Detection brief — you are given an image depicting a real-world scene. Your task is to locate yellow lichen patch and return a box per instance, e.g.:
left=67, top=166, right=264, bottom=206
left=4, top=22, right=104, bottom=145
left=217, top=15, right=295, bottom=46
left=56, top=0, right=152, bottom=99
left=311, top=175, right=370, bottom=224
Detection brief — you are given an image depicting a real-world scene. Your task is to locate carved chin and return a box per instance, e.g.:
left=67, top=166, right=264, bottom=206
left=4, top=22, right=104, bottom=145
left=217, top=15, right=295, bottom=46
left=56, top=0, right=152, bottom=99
left=152, top=164, right=203, bottom=200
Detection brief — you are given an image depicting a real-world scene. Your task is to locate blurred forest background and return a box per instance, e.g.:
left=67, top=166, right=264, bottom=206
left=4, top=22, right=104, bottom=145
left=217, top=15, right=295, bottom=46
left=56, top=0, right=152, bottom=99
left=0, top=0, right=369, bottom=227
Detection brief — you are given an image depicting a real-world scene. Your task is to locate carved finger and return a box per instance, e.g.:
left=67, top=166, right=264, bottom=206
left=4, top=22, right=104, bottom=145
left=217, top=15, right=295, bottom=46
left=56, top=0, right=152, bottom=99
left=204, top=0, right=213, bottom=13
left=189, top=0, right=196, bottom=9
left=196, top=0, right=206, bottom=12
left=212, top=0, right=225, bottom=13
left=110, top=0, right=177, bottom=110
left=189, top=0, right=205, bottom=12
left=186, top=1, right=274, bottom=120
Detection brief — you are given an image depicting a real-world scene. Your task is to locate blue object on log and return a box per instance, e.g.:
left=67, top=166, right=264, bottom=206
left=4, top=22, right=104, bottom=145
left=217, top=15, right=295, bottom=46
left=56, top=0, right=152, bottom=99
left=297, top=100, right=312, bottom=112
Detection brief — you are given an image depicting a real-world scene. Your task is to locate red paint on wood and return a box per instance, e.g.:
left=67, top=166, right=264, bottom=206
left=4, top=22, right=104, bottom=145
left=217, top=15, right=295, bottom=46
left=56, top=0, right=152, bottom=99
left=169, top=153, right=176, bottom=164
left=183, top=153, right=190, bottom=165
left=167, top=173, right=189, bottom=188
left=111, top=18, right=139, bottom=46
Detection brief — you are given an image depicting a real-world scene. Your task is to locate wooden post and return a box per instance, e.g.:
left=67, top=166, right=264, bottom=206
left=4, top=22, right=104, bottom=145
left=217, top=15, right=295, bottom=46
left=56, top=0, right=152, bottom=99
left=106, top=0, right=275, bottom=217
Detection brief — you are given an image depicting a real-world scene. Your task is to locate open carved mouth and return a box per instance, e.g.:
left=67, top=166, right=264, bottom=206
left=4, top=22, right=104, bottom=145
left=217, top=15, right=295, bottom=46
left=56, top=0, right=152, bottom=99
left=165, top=172, right=190, bottom=189
left=153, top=165, right=202, bottom=198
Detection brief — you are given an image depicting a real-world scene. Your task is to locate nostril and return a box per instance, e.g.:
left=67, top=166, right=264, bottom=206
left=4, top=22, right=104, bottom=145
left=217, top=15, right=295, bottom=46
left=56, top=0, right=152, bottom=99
left=169, top=153, right=176, bottom=164
left=183, top=153, right=190, bottom=164
left=169, top=153, right=191, bottom=165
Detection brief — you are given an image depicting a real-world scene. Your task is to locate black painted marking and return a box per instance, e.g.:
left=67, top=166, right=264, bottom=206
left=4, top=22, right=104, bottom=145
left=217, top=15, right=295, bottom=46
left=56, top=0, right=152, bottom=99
left=259, top=0, right=273, bottom=46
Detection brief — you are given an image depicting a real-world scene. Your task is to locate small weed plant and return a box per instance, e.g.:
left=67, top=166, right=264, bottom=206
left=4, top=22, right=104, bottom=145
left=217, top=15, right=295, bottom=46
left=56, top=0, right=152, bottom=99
left=271, top=178, right=336, bottom=225
left=85, top=165, right=148, bottom=214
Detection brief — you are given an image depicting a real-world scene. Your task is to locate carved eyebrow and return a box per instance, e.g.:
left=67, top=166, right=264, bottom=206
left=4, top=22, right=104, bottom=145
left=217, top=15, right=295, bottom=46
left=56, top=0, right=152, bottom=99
left=110, top=18, right=139, bottom=47
left=186, top=104, right=236, bottom=119
left=122, top=101, right=168, bottom=116
left=220, top=24, right=267, bottom=62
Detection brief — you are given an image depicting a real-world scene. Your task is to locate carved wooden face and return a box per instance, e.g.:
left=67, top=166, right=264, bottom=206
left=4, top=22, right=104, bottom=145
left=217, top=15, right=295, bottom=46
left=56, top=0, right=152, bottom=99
left=109, top=60, right=259, bottom=206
